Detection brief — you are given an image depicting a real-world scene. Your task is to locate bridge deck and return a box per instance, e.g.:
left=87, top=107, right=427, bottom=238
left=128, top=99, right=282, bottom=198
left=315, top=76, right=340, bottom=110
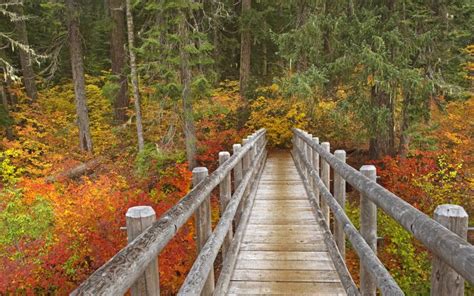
left=227, top=151, right=346, bottom=295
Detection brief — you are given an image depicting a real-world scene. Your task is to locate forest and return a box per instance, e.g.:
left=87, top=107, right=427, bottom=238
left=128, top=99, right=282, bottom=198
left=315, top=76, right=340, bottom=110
left=0, top=0, right=472, bottom=294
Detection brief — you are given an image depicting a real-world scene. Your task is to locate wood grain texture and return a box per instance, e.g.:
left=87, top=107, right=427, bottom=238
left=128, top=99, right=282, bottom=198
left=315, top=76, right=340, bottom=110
left=293, top=128, right=474, bottom=285
left=227, top=151, right=346, bottom=295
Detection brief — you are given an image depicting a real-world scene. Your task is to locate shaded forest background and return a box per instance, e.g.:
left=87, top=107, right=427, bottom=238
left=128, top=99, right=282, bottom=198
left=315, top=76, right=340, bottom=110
left=0, top=0, right=472, bottom=294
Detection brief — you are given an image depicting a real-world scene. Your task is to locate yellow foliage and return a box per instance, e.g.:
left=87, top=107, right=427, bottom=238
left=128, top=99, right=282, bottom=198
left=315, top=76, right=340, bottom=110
left=247, top=96, right=308, bottom=147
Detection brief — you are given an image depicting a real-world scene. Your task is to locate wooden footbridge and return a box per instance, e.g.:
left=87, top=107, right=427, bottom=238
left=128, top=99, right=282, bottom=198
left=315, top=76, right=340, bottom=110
left=73, top=129, right=473, bottom=296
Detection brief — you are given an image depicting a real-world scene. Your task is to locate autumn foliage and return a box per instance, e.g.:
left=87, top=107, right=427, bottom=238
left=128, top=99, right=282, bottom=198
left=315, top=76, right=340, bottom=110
left=0, top=79, right=245, bottom=294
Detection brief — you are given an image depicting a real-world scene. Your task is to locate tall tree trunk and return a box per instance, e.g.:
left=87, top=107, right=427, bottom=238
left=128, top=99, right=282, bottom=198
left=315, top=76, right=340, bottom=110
left=125, top=0, right=145, bottom=152
left=369, top=87, right=395, bottom=159
left=109, top=0, right=129, bottom=124
left=179, top=14, right=197, bottom=170
left=296, top=0, right=308, bottom=72
left=399, top=93, right=412, bottom=158
left=66, top=0, right=93, bottom=152
left=0, top=81, right=14, bottom=140
left=14, top=5, right=37, bottom=101
left=262, top=42, right=268, bottom=77
left=239, top=0, right=251, bottom=98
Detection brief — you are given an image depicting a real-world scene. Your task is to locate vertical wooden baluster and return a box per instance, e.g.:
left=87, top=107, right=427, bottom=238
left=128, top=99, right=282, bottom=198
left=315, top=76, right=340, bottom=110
left=192, top=167, right=214, bottom=296
left=126, top=206, right=159, bottom=296
left=306, top=133, right=312, bottom=184
left=321, top=142, right=331, bottom=225
left=219, top=151, right=233, bottom=259
left=431, top=204, right=468, bottom=296
left=232, top=144, right=243, bottom=227
left=312, top=137, right=320, bottom=205
left=334, top=150, right=346, bottom=260
left=360, top=165, right=377, bottom=296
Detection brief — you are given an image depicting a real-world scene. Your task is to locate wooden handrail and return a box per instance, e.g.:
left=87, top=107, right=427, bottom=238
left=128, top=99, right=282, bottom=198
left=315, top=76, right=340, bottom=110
left=178, top=140, right=267, bottom=295
left=71, top=129, right=266, bottom=295
left=293, top=143, right=404, bottom=295
left=292, top=128, right=474, bottom=285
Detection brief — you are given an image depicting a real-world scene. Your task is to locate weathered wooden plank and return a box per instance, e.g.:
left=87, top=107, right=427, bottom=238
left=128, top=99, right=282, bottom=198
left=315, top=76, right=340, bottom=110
left=252, top=200, right=311, bottom=207
left=228, top=281, right=346, bottom=295
left=244, top=224, right=319, bottom=232
left=235, top=259, right=335, bottom=270
left=231, top=269, right=341, bottom=283
left=248, top=211, right=315, bottom=219
left=239, top=242, right=327, bottom=252
left=247, top=218, right=317, bottom=225
left=243, top=230, right=321, bottom=237
left=252, top=195, right=308, bottom=200
left=238, top=251, right=331, bottom=261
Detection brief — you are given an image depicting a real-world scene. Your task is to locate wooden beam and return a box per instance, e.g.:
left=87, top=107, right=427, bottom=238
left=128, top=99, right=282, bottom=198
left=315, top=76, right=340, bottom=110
left=71, top=129, right=265, bottom=295
left=293, top=128, right=474, bottom=285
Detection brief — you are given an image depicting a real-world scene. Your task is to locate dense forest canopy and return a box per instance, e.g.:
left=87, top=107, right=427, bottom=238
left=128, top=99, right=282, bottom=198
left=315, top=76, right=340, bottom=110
left=0, top=0, right=472, bottom=294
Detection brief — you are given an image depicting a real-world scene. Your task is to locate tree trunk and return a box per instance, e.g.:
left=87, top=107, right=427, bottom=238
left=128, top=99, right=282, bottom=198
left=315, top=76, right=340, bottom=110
left=14, top=5, right=37, bottom=101
left=399, top=93, right=412, bottom=157
left=66, top=0, right=93, bottom=152
left=179, top=14, right=197, bottom=170
left=125, top=0, right=145, bottom=152
left=109, top=0, right=129, bottom=124
left=369, top=87, right=395, bottom=159
left=0, top=81, right=14, bottom=140
left=239, top=0, right=251, bottom=98
left=296, top=0, right=308, bottom=72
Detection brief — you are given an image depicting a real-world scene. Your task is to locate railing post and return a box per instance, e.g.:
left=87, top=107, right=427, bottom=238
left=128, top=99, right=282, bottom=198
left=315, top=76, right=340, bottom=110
left=312, top=137, right=320, bottom=205
left=192, top=167, right=214, bottom=296
left=232, top=144, right=243, bottom=227
left=242, top=138, right=250, bottom=174
left=232, top=144, right=243, bottom=189
left=126, top=206, right=159, bottom=296
left=321, top=142, right=331, bottom=225
left=360, top=165, right=377, bottom=296
left=218, top=152, right=233, bottom=259
left=334, top=150, right=346, bottom=260
left=431, top=204, right=468, bottom=296
left=306, top=133, right=313, bottom=184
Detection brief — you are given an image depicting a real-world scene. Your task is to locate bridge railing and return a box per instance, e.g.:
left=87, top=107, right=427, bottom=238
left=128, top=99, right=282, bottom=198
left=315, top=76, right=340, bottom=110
left=292, top=128, right=473, bottom=296
left=72, top=129, right=267, bottom=295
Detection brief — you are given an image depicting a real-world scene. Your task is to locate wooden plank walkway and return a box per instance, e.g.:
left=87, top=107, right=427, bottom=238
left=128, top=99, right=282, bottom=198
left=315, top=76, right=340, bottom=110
left=228, top=151, right=346, bottom=295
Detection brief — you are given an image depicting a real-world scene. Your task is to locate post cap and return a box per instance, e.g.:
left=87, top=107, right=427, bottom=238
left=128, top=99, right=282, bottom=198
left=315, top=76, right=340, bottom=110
left=192, top=167, right=208, bottom=174
left=126, top=206, right=156, bottom=218
left=360, top=165, right=376, bottom=172
left=219, top=151, right=230, bottom=157
left=435, top=204, right=468, bottom=218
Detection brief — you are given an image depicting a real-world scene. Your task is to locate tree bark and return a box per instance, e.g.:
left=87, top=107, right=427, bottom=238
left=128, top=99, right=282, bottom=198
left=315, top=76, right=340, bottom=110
left=125, top=0, right=145, bottom=152
left=0, top=81, right=14, bottom=140
left=399, top=93, right=412, bottom=157
left=296, top=0, right=308, bottom=72
left=14, top=5, right=38, bottom=101
left=239, top=0, right=251, bottom=98
left=179, top=14, right=197, bottom=170
left=369, top=87, right=395, bottom=159
left=66, top=0, right=93, bottom=152
left=109, top=0, right=129, bottom=124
